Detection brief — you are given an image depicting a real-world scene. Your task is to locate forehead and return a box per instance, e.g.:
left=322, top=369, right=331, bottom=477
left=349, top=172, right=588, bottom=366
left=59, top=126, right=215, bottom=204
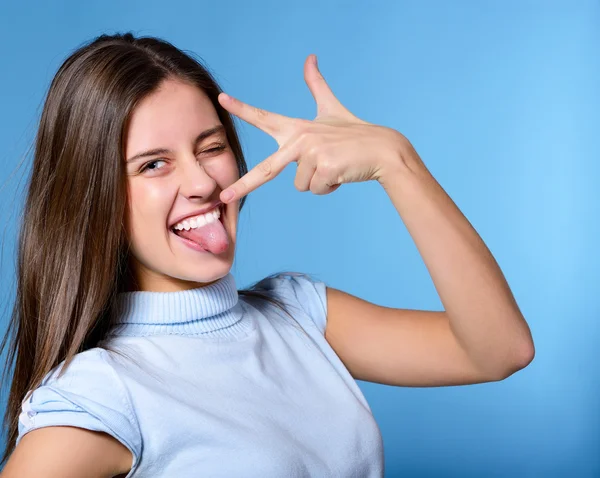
left=125, top=79, right=220, bottom=156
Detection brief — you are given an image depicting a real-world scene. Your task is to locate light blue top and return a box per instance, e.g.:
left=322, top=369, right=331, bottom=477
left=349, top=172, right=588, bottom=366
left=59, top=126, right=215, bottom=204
left=17, top=272, right=384, bottom=477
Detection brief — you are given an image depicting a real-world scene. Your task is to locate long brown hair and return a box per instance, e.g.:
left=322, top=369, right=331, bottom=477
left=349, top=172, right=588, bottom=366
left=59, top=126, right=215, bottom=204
left=0, top=32, right=302, bottom=466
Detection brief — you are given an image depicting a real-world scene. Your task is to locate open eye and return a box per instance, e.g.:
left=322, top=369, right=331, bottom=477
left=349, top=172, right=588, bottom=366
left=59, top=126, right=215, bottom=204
left=140, top=159, right=167, bottom=173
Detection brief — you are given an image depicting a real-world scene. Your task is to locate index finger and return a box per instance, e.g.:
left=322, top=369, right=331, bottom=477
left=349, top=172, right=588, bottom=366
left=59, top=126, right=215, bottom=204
left=218, top=93, right=292, bottom=140
left=220, top=141, right=299, bottom=203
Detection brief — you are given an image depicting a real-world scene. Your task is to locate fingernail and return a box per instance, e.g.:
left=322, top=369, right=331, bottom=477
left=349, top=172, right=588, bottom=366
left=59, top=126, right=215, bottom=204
left=220, top=93, right=230, bottom=101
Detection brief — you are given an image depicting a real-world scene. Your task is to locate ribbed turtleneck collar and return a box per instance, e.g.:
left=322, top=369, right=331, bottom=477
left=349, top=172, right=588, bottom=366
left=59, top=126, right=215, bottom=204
left=107, top=273, right=250, bottom=338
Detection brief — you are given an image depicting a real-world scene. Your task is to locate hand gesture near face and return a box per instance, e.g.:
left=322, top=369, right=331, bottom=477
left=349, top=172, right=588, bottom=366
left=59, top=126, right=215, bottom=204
left=218, top=54, right=409, bottom=204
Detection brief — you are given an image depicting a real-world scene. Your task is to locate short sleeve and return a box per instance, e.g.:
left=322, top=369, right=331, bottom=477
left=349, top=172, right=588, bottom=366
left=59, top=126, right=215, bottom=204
left=17, top=348, right=142, bottom=471
left=258, top=271, right=328, bottom=334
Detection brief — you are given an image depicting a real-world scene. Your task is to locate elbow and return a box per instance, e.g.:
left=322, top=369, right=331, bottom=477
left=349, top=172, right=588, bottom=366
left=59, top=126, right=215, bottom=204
left=519, top=337, right=536, bottom=370
left=492, top=338, right=536, bottom=381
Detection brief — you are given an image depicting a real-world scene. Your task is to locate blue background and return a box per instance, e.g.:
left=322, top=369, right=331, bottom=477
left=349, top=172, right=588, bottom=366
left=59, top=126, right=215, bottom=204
left=1, top=1, right=598, bottom=476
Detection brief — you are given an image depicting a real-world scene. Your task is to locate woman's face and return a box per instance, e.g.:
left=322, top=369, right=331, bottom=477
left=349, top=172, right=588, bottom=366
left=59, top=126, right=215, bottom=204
left=124, top=78, right=240, bottom=292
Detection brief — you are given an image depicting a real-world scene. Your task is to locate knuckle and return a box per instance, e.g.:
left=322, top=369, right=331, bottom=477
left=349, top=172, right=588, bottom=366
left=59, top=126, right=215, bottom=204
left=307, top=142, right=321, bottom=159
left=293, top=118, right=311, bottom=133
left=317, top=158, right=335, bottom=175
left=290, top=123, right=310, bottom=143
left=258, top=160, right=272, bottom=177
left=284, top=122, right=309, bottom=148
left=295, top=122, right=312, bottom=140
left=254, top=106, right=268, bottom=118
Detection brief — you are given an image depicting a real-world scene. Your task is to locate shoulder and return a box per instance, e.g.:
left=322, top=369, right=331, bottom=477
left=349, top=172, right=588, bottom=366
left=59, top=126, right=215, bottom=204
left=18, top=347, right=141, bottom=467
left=23, top=348, right=130, bottom=414
left=253, top=271, right=328, bottom=334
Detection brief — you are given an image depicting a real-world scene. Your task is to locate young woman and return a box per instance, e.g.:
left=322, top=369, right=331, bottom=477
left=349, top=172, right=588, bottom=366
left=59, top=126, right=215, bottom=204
left=0, top=32, right=534, bottom=477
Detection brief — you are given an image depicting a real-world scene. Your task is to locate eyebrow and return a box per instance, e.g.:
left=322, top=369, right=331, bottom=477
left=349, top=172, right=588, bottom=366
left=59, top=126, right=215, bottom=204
left=126, top=125, right=226, bottom=163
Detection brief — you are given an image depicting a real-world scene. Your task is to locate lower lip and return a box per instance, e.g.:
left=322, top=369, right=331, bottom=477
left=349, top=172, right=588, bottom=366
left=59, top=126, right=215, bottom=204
left=170, top=206, right=227, bottom=254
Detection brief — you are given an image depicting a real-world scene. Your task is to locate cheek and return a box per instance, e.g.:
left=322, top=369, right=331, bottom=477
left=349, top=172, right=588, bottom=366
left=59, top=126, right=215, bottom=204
left=126, top=181, right=174, bottom=243
left=226, top=155, right=241, bottom=184
left=207, top=153, right=240, bottom=187
left=129, top=181, right=173, bottom=217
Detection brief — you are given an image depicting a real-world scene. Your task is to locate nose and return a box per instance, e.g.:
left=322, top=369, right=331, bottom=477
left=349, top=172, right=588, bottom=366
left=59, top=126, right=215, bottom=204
left=178, top=156, right=218, bottom=200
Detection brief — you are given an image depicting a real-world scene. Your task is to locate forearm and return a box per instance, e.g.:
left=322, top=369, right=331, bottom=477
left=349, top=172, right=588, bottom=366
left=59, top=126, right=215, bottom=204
left=378, top=135, right=535, bottom=378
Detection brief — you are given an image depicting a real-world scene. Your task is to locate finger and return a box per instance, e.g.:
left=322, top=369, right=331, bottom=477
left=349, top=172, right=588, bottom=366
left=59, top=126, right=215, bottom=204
left=218, top=92, right=292, bottom=139
left=294, top=160, right=316, bottom=192
left=220, top=141, right=300, bottom=203
left=303, top=54, right=349, bottom=118
left=309, top=169, right=342, bottom=195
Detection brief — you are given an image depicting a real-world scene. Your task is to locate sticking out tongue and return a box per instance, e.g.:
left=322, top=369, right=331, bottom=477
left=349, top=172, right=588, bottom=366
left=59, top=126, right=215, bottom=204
left=174, top=218, right=229, bottom=254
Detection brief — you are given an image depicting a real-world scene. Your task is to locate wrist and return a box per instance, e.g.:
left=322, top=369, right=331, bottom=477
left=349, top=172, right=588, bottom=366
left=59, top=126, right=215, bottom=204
left=377, top=129, right=431, bottom=189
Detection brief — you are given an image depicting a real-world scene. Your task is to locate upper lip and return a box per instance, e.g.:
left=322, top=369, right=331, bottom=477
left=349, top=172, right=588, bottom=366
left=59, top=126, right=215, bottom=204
left=169, top=201, right=223, bottom=229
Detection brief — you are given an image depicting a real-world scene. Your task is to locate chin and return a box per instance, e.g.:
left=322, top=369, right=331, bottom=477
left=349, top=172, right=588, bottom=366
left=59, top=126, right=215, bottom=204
left=179, top=260, right=234, bottom=285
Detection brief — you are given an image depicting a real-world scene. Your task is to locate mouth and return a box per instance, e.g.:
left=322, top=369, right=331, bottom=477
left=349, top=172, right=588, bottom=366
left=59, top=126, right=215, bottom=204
left=169, top=204, right=226, bottom=237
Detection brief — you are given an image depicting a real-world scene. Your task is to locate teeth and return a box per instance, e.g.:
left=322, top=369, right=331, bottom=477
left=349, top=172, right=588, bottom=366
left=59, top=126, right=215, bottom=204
left=173, top=207, right=221, bottom=231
